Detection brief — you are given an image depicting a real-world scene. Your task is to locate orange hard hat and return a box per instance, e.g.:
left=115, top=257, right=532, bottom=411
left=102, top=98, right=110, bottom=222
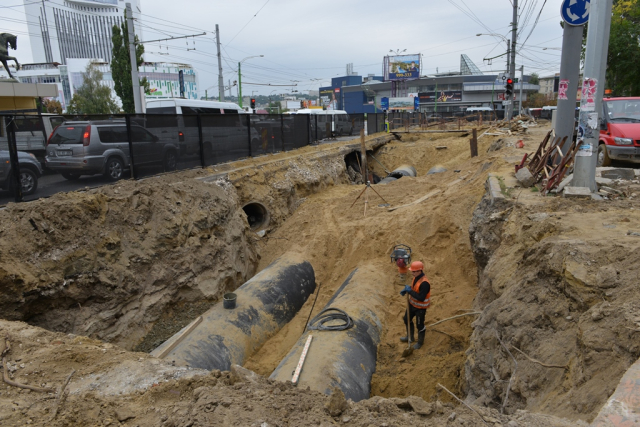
left=409, top=261, right=424, bottom=272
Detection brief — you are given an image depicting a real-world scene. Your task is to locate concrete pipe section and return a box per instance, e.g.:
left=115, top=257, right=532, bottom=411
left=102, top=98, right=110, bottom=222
left=242, top=202, right=270, bottom=231
left=388, top=165, right=417, bottom=179
left=151, top=254, right=316, bottom=371
left=377, top=176, right=398, bottom=185
left=270, top=264, right=387, bottom=402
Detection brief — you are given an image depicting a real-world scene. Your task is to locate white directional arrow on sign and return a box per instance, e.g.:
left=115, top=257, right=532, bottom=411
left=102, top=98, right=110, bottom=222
left=583, top=1, right=590, bottom=18
left=566, top=8, right=580, bottom=21
left=569, top=0, right=577, bottom=5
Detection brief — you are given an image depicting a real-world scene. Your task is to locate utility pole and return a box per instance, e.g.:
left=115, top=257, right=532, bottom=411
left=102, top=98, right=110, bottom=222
left=507, top=0, right=518, bottom=122
left=228, top=79, right=232, bottom=98
left=518, top=65, right=524, bottom=115
left=555, top=17, right=586, bottom=155
left=216, top=25, right=224, bottom=101
left=238, top=62, right=243, bottom=108
left=573, top=0, right=614, bottom=191
left=126, top=3, right=142, bottom=114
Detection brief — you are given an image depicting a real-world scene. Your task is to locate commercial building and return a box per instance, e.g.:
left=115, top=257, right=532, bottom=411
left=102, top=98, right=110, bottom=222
left=326, top=55, right=540, bottom=115
left=23, top=0, right=142, bottom=65
left=0, top=60, right=198, bottom=111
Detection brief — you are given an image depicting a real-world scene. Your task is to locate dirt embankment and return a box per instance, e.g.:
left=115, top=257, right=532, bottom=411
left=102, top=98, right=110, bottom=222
left=466, top=168, right=640, bottom=422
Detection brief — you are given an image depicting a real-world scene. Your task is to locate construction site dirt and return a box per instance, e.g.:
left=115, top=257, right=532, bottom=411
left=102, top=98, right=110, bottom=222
left=0, top=121, right=638, bottom=426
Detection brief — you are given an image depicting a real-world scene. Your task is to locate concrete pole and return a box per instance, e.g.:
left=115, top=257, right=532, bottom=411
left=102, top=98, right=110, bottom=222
left=519, top=65, right=524, bottom=115
left=572, top=0, right=613, bottom=191
left=507, top=0, right=518, bottom=121
left=238, top=62, right=243, bottom=108
left=216, top=25, right=224, bottom=101
left=555, top=24, right=584, bottom=155
left=126, top=3, right=142, bottom=114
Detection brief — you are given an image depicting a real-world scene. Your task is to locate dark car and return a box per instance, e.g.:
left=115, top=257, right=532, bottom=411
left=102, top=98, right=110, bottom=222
left=0, top=150, right=43, bottom=195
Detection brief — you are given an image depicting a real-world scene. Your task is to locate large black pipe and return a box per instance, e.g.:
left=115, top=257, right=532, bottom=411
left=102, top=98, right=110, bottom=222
left=269, top=265, right=386, bottom=402
left=151, top=254, right=316, bottom=371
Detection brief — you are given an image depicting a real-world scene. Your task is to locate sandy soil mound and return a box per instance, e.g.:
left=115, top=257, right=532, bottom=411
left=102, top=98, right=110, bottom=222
left=466, top=175, right=640, bottom=421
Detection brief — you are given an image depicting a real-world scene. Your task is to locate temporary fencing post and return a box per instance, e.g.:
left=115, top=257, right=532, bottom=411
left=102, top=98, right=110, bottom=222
left=470, top=128, right=478, bottom=158
left=125, top=115, right=138, bottom=180
left=5, top=115, right=22, bottom=203
left=246, top=114, right=252, bottom=157
left=197, top=114, right=205, bottom=168
left=314, top=115, right=317, bottom=143
left=280, top=113, right=285, bottom=152
left=307, top=115, right=311, bottom=146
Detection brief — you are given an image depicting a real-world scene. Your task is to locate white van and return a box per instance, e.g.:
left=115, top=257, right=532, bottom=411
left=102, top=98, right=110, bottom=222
left=144, top=99, right=258, bottom=163
left=296, top=109, right=352, bottom=136
left=0, top=114, right=65, bottom=165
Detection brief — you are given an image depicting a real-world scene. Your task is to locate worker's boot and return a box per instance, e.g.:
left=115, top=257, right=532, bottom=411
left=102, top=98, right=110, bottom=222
left=400, top=335, right=414, bottom=343
left=413, top=331, right=425, bottom=349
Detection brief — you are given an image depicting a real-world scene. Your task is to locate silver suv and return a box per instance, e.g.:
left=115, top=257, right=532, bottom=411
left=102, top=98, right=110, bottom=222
left=45, top=120, right=180, bottom=181
left=0, top=150, right=43, bottom=195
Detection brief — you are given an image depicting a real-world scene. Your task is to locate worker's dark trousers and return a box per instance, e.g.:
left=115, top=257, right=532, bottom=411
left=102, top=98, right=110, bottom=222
left=403, top=305, right=427, bottom=343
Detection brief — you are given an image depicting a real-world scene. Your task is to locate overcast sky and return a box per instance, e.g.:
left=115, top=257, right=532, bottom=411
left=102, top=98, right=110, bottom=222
left=2, top=0, right=565, bottom=97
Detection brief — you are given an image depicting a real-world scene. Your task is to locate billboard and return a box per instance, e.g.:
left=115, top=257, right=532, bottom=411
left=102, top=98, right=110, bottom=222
left=418, top=91, right=462, bottom=103
left=320, top=88, right=339, bottom=109
left=384, top=54, right=420, bottom=81
left=388, top=97, right=416, bottom=111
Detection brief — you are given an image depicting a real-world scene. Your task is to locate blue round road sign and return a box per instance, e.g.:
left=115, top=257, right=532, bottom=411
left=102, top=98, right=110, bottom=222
left=561, top=0, right=590, bottom=26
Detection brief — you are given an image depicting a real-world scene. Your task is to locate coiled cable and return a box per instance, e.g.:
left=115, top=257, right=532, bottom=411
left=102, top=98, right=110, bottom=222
left=306, top=308, right=354, bottom=331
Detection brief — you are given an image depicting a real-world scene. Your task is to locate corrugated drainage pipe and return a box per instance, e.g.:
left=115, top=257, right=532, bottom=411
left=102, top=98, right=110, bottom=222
left=269, top=264, right=386, bottom=402
left=388, top=164, right=417, bottom=179
left=151, top=254, right=316, bottom=371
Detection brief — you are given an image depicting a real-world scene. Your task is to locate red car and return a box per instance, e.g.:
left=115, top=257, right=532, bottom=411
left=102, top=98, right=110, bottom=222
left=598, top=97, right=640, bottom=166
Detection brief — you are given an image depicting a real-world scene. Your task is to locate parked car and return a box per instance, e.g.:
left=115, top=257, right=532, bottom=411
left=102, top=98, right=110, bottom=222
left=45, top=120, right=180, bottom=181
left=597, top=97, right=640, bottom=166
left=0, top=150, right=43, bottom=195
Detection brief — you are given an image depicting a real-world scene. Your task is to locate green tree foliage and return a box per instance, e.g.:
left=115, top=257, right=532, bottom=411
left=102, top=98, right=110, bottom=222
left=606, top=0, right=640, bottom=96
left=529, top=72, right=539, bottom=86
left=66, top=63, right=120, bottom=114
left=41, top=98, right=62, bottom=114
left=111, top=18, right=149, bottom=113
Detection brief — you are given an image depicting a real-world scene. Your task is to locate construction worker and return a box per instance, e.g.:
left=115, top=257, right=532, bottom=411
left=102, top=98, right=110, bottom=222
left=399, top=261, right=431, bottom=349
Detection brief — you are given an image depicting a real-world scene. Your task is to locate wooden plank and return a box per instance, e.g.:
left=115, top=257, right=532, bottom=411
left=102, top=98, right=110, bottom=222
left=292, top=335, right=313, bottom=385
left=156, top=316, right=203, bottom=359
left=388, top=190, right=441, bottom=212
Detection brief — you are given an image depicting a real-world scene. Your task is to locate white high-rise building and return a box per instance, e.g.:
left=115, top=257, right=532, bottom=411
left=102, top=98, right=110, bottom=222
left=23, top=0, right=142, bottom=65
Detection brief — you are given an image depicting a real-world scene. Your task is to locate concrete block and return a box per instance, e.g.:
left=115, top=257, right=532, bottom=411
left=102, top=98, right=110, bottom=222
left=515, top=167, right=536, bottom=188
left=596, top=177, right=614, bottom=186
left=600, top=168, right=635, bottom=180
left=563, top=186, right=592, bottom=199
left=553, top=174, right=573, bottom=193
left=486, top=175, right=505, bottom=204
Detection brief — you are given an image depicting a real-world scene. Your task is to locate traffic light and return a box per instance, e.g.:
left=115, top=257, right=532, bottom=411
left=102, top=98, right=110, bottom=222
left=250, top=98, right=256, bottom=109
left=505, top=78, right=514, bottom=97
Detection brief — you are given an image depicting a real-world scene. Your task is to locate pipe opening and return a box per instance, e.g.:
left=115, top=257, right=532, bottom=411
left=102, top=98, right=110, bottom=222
left=242, top=202, right=270, bottom=231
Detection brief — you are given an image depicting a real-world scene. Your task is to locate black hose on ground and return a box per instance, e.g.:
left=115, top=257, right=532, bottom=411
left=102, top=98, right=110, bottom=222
left=307, top=308, right=354, bottom=331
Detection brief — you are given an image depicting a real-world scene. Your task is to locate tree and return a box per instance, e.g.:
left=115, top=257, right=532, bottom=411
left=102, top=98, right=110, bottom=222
left=111, top=18, right=149, bottom=113
left=66, top=63, right=120, bottom=115
left=529, top=72, right=539, bottom=86
left=41, top=98, right=62, bottom=114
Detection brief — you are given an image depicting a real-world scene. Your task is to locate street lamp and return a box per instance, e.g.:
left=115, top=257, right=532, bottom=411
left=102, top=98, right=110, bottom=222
left=389, top=49, right=407, bottom=55
left=238, top=55, right=264, bottom=108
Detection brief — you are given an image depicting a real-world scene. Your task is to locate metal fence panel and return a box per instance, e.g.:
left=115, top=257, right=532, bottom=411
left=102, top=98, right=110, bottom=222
left=200, top=113, right=251, bottom=165
left=251, top=114, right=283, bottom=156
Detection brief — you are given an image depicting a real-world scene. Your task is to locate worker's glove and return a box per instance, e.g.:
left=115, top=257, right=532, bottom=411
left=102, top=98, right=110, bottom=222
left=400, top=285, right=411, bottom=296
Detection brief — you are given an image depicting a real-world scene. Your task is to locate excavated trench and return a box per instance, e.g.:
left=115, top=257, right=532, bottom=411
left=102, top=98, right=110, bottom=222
left=1, top=125, right=638, bottom=425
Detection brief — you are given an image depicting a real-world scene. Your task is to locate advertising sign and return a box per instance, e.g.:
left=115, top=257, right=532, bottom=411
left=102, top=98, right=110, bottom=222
left=418, top=91, right=462, bottom=103
left=388, top=97, right=416, bottom=111
left=320, top=88, right=336, bottom=107
left=381, top=97, right=389, bottom=111
left=384, top=54, right=420, bottom=81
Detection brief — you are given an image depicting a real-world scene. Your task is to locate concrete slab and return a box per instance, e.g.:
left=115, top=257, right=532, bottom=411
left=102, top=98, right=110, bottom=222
left=591, top=357, right=640, bottom=426
left=563, top=186, right=592, bottom=199
left=552, top=174, right=573, bottom=193
left=600, top=168, right=635, bottom=181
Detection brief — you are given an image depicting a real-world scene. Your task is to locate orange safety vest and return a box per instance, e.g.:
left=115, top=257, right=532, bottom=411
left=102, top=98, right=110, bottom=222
left=409, top=276, right=431, bottom=310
